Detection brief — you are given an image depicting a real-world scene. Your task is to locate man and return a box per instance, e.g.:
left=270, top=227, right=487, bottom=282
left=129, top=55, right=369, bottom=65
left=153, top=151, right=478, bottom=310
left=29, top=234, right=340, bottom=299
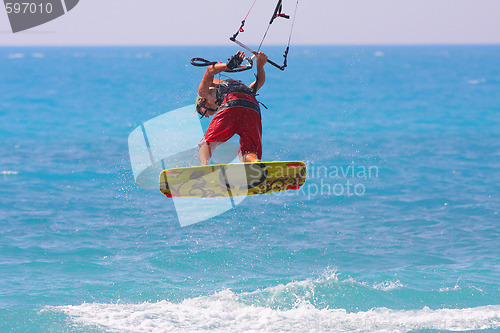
left=195, top=51, right=268, bottom=165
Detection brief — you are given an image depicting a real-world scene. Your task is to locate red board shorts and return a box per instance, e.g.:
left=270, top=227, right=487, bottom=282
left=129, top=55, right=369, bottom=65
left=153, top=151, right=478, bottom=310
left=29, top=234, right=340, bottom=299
left=200, top=106, right=262, bottom=161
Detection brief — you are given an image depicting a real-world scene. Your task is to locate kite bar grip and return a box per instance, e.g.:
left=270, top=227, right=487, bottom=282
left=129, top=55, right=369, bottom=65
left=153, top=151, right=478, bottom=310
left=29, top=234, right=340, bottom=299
left=266, top=58, right=286, bottom=71
left=230, top=37, right=286, bottom=71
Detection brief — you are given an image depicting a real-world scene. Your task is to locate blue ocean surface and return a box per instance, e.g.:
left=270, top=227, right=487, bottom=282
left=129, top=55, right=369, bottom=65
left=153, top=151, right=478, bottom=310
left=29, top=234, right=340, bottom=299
left=0, top=46, right=499, bottom=332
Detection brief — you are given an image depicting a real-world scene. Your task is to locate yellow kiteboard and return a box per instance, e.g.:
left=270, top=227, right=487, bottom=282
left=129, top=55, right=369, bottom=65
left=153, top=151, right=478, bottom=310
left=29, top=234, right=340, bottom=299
left=159, top=161, right=306, bottom=198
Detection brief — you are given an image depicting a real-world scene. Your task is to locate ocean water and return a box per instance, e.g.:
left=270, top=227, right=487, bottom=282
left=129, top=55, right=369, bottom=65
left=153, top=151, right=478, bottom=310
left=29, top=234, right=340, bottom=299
left=0, top=46, right=499, bottom=332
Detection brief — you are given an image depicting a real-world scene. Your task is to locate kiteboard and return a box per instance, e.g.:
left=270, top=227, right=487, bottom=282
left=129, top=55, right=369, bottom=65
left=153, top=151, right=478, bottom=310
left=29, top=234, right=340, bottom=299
left=159, top=161, right=306, bottom=198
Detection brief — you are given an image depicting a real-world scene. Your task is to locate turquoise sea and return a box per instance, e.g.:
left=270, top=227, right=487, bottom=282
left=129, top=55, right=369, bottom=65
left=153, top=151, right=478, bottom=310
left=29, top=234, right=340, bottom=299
left=0, top=46, right=499, bottom=332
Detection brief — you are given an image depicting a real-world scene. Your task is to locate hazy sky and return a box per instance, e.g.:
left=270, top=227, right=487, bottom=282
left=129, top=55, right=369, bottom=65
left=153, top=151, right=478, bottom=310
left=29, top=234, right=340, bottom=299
left=1, top=0, right=500, bottom=46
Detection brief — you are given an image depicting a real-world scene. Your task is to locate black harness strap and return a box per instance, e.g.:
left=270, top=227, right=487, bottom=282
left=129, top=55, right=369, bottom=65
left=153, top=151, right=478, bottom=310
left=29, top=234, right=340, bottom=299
left=218, top=98, right=261, bottom=117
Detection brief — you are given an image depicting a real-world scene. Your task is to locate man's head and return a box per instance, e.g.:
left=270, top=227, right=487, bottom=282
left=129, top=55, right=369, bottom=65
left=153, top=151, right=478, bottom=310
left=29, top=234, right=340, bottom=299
left=195, top=96, right=218, bottom=119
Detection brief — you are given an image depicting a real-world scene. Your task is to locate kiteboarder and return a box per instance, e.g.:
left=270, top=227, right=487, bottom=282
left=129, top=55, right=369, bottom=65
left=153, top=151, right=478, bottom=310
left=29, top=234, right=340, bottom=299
left=195, top=51, right=268, bottom=165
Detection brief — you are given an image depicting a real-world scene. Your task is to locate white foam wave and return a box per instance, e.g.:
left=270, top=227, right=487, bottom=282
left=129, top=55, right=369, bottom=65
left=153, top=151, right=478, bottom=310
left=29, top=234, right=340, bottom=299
left=8, top=53, right=25, bottom=59
left=468, top=78, right=486, bottom=85
left=233, top=268, right=403, bottom=308
left=136, top=53, right=152, bottom=59
left=0, top=170, right=19, bottom=175
left=50, top=293, right=500, bottom=333
left=372, top=279, right=404, bottom=291
left=295, top=267, right=404, bottom=291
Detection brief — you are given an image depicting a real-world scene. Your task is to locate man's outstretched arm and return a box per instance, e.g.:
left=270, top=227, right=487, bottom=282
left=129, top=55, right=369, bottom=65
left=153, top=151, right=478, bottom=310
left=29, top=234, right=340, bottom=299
left=198, top=51, right=246, bottom=99
left=249, top=52, right=268, bottom=93
left=197, top=62, right=226, bottom=100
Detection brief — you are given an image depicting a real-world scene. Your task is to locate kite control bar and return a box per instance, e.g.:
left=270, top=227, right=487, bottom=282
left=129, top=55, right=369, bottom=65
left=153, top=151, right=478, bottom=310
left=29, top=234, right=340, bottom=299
left=229, top=37, right=287, bottom=71
left=190, top=55, right=255, bottom=73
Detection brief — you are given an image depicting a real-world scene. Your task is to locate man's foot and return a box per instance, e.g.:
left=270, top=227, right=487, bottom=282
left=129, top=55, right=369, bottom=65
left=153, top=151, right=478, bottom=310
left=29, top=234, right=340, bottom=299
left=244, top=153, right=260, bottom=163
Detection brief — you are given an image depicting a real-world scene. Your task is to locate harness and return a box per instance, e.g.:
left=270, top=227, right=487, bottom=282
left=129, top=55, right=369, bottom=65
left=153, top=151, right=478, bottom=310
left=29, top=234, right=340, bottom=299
left=216, top=79, right=261, bottom=116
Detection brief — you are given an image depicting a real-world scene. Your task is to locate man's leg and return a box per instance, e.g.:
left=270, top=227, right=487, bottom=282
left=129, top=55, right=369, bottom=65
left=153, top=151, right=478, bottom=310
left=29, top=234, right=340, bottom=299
left=238, top=110, right=262, bottom=163
left=199, top=143, right=212, bottom=166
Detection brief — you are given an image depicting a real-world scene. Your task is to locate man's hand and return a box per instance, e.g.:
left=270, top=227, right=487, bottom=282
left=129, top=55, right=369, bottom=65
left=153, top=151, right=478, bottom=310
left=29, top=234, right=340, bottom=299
left=226, top=51, right=245, bottom=70
left=256, top=52, right=268, bottom=68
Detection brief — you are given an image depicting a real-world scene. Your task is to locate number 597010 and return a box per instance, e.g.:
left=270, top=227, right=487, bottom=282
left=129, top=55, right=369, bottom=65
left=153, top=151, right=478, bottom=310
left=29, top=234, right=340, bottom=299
left=5, top=2, right=53, bottom=14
